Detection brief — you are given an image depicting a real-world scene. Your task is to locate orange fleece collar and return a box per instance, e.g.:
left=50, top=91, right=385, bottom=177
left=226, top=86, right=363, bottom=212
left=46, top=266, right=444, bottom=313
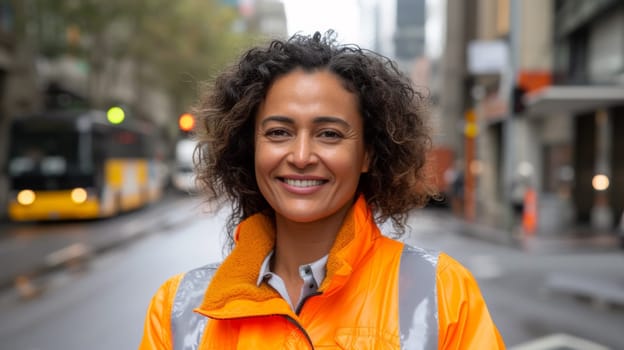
left=197, top=195, right=381, bottom=319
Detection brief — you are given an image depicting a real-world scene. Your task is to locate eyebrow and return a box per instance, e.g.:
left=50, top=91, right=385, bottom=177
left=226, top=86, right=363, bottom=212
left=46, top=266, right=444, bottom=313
left=261, top=115, right=351, bottom=128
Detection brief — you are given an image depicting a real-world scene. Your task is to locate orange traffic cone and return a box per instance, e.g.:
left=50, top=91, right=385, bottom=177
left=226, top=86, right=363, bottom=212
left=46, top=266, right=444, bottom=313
left=522, top=187, right=537, bottom=235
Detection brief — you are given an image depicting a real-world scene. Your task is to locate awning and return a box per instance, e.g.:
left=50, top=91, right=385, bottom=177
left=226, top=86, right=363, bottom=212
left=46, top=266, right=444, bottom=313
left=525, top=85, right=624, bottom=115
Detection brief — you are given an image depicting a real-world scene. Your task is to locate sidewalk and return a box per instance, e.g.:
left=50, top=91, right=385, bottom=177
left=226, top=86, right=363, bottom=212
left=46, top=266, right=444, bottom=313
left=445, top=209, right=623, bottom=254
left=434, top=208, right=624, bottom=309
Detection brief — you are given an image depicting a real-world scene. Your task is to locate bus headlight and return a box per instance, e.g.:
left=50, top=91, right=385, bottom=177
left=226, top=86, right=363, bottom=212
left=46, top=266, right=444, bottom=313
left=17, top=190, right=36, bottom=205
left=70, top=188, right=88, bottom=204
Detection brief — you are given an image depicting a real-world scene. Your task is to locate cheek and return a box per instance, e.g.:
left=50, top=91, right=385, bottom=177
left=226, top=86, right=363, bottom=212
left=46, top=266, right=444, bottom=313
left=254, top=142, right=280, bottom=175
left=254, top=145, right=266, bottom=174
left=327, top=148, right=367, bottom=179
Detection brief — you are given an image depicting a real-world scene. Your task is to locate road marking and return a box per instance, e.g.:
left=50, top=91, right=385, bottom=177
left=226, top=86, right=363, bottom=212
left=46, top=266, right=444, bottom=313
left=45, top=243, right=91, bottom=267
left=509, top=333, right=610, bottom=350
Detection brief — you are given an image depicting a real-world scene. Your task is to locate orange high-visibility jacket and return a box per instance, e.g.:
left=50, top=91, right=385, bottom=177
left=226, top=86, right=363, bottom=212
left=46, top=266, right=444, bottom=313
left=140, top=196, right=505, bottom=349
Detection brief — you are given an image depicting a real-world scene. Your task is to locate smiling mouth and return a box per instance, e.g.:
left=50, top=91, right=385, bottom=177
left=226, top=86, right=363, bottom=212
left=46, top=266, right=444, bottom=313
left=281, top=178, right=327, bottom=187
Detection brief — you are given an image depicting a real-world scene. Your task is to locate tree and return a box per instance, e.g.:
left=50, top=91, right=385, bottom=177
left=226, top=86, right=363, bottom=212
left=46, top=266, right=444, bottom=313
left=27, top=0, right=255, bottom=121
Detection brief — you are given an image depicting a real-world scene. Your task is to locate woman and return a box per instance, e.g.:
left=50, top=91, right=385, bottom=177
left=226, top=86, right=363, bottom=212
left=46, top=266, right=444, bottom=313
left=140, top=31, right=505, bottom=349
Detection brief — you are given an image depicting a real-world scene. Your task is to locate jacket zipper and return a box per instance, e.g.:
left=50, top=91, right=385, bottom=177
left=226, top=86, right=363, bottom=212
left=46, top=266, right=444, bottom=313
left=285, top=291, right=323, bottom=349
left=203, top=292, right=323, bottom=348
left=295, top=291, right=322, bottom=315
left=283, top=315, right=315, bottom=350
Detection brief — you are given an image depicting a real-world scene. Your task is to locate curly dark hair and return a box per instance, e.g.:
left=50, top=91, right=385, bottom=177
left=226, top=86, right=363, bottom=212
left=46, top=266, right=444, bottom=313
left=194, top=31, right=435, bottom=247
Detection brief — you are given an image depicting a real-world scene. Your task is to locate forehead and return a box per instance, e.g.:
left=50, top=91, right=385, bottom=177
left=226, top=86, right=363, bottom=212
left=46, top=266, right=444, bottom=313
left=258, top=69, right=360, bottom=120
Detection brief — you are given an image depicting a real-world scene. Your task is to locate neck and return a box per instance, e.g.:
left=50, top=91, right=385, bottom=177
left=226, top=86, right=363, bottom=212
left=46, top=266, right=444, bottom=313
left=271, top=201, right=352, bottom=280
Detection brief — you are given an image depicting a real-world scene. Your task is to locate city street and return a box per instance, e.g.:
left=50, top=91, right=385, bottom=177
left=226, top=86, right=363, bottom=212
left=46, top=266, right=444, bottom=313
left=0, top=194, right=622, bottom=349
left=2, top=1, right=624, bottom=349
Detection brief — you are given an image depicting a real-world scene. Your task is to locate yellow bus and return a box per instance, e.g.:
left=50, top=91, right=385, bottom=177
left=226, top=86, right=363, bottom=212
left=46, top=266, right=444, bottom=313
left=7, top=110, right=166, bottom=221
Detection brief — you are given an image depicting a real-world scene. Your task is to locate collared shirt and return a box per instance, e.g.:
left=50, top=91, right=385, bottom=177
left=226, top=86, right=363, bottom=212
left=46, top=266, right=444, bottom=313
left=257, top=250, right=328, bottom=311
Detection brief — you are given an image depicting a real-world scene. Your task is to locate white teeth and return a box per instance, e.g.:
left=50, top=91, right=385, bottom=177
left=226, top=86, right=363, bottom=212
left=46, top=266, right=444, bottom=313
left=283, top=179, right=324, bottom=187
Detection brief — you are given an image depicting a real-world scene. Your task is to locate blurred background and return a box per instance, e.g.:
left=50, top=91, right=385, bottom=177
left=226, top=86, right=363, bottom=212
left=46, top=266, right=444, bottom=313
left=0, top=0, right=623, bottom=349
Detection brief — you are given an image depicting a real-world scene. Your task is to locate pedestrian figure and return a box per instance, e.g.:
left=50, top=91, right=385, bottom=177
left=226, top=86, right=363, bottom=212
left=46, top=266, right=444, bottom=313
left=140, top=31, right=505, bottom=349
left=446, top=161, right=465, bottom=216
left=510, top=177, right=527, bottom=224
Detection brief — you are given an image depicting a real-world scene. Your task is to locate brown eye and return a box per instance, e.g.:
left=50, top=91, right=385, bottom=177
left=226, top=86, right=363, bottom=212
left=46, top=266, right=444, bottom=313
left=265, top=129, right=290, bottom=139
left=318, top=130, right=343, bottom=139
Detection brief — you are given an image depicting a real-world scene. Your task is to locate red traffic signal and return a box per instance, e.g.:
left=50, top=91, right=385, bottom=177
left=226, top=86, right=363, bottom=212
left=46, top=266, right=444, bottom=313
left=178, top=113, right=195, bottom=132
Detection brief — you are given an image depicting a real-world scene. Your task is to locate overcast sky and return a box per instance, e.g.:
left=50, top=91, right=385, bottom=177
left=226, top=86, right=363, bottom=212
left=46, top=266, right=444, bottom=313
left=280, top=0, right=362, bottom=45
left=280, top=0, right=445, bottom=59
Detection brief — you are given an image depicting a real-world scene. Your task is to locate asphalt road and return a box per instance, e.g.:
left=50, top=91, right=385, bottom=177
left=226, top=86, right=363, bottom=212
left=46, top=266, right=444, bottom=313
left=0, top=194, right=226, bottom=350
left=0, top=195, right=622, bottom=349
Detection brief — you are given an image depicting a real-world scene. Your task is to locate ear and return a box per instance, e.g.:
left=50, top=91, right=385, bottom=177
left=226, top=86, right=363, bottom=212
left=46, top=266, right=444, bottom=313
left=361, top=149, right=372, bottom=173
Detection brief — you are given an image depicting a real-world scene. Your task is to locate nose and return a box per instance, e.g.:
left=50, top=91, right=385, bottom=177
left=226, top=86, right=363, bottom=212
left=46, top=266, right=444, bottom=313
left=289, top=135, right=317, bottom=169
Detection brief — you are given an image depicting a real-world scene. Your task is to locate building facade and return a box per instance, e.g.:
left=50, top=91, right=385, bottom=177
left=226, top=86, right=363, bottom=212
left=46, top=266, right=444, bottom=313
left=527, top=0, right=624, bottom=232
left=440, top=0, right=624, bottom=236
left=246, top=0, right=288, bottom=40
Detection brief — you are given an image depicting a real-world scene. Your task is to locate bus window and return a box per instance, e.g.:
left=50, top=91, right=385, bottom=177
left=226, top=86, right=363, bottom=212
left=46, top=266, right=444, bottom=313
left=8, top=125, right=79, bottom=177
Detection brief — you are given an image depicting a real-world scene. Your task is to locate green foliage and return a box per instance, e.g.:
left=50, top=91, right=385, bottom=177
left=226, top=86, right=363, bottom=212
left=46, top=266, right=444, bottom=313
left=28, top=0, right=257, bottom=109
left=130, top=0, right=256, bottom=107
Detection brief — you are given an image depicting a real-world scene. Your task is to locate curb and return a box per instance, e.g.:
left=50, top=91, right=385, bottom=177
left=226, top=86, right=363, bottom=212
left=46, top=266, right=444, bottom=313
left=1, top=198, right=198, bottom=298
left=443, top=212, right=622, bottom=253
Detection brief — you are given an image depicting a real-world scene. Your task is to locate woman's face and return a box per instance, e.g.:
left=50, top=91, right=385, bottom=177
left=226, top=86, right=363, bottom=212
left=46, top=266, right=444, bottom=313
left=254, top=69, right=369, bottom=225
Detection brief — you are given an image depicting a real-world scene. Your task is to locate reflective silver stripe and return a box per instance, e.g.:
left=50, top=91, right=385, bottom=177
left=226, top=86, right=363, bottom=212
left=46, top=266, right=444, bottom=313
left=171, top=263, right=218, bottom=350
left=399, top=245, right=439, bottom=350
left=171, top=247, right=439, bottom=350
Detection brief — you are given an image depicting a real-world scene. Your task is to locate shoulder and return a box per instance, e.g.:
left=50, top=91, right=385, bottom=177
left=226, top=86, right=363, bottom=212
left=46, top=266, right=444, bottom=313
left=155, top=263, right=221, bottom=327
left=396, top=243, right=475, bottom=277
left=433, top=256, right=506, bottom=348
left=434, top=252, right=490, bottom=320
left=400, top=243, right=440, bottom=263
left=151, top=262, right=221, bottom=313
left=435, top=252, right=476, bottom=285
left=179, top=262, right=221, bottom=287
left=140, top=264, right=220, bottom=349
left=370, top=238, right=439, bottom=272
left=396, top=245, right=484, bottom=298
left=173, top=262, right=221, bottom=304
left=150, top=273, right=185, bottom=308
left=397, top=243, right=441, bottom=275
left=395, top=243, right=440, bottom=299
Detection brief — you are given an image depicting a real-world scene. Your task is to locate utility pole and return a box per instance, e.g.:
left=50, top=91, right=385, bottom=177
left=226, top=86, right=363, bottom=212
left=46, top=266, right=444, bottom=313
left=503, top=0, right=521, bottom=232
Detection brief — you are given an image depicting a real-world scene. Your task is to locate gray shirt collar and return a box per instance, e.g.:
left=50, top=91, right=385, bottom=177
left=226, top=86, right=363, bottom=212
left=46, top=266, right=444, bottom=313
left=257, top=250, right=328, bottom=287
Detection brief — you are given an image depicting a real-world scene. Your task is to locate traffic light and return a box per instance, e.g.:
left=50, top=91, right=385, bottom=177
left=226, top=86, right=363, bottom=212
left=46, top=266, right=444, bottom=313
left=107, top=106, right=125, bottom=124
left=178, top=113, right=196, bottom=132
left=512, top=86, right=527, bottom=115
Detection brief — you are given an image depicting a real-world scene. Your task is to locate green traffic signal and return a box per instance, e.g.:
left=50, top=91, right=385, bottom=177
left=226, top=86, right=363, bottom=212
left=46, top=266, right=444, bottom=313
left=107, top=107, right=125, bottom=124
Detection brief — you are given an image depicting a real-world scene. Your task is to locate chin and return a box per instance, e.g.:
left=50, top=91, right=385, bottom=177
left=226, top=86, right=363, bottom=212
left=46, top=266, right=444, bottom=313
left=274, top=202, right=350, bottom=225
left=279, top=211, right=324, bottom=223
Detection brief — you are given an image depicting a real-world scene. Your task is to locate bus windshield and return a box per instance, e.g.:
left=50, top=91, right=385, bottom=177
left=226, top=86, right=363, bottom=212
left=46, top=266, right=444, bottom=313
left=8, top=120, right=91, bottom=189
left=8, top=122, right=80, bottom=178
